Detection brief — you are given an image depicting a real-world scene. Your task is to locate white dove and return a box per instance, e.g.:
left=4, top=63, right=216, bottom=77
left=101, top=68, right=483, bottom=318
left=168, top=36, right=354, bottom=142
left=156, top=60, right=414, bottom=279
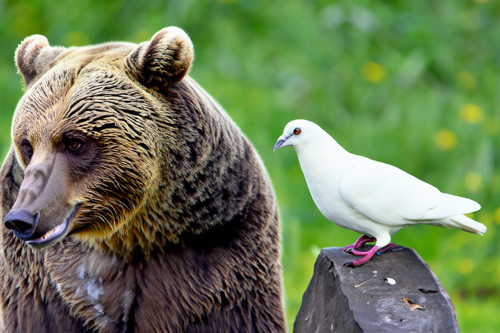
left=274, top=119, right=486, bottom=267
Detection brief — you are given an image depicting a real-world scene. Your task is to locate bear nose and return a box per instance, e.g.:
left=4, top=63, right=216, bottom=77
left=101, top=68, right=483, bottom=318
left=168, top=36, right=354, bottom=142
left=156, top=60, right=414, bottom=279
left=4, top=210, right=39, bottom=240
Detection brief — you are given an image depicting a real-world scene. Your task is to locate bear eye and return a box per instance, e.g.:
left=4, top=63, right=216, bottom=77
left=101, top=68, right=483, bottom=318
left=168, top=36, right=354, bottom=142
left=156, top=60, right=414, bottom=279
left=62, top=133, right=87, bottom=155
left=20, top=139, right=33, bottom=160
left=293, top=128, right=301, bottom=135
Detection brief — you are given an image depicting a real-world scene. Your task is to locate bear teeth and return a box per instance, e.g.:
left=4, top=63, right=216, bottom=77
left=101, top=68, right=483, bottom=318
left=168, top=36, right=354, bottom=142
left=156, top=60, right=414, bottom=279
left=40, top=224, right=63, bottom=240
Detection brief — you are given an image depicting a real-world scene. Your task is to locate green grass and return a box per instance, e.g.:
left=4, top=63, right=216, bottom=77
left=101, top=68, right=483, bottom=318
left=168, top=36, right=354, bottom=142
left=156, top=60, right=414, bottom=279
left=1, top=0, right=499, bottom=331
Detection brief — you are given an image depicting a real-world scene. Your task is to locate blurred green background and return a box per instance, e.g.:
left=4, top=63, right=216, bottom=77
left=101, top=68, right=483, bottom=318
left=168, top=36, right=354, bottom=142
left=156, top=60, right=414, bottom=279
left=1, top=0, right=499, bottom=331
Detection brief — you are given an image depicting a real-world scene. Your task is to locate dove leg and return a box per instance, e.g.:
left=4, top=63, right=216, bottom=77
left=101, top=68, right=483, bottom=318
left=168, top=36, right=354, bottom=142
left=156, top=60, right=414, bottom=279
left=351, top=242, right=395, bottom=256
left=342, top=235, right=375, bottom=252
left=343, top=246, right=380, bottom=267
left=376, top=243, right=395, bottom=254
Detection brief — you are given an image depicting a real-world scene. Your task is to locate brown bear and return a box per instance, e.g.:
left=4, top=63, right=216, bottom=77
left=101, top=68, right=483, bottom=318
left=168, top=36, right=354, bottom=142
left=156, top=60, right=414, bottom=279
left=0, top=27, right=285, bottom=332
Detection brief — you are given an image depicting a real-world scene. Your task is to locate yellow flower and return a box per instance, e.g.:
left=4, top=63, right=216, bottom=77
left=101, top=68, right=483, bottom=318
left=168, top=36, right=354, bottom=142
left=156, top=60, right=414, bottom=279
left=459, top=104, right=484, bottom=124
left=361, top=61, right=387, bottom=83
left=464, top=172, right=482, bottom=192
left=458, top=258, right=474, bottom=275
left=434, top=129, right=458, bottom=151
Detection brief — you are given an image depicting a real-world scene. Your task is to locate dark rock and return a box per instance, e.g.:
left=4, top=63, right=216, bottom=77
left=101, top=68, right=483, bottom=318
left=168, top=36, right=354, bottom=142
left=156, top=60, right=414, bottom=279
left=294, top=246, right=459, bottom=333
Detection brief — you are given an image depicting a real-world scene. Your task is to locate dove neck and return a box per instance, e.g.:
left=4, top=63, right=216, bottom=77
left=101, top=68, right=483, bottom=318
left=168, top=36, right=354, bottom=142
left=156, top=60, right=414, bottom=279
left=294, top=135, right=347, bottom=157
left=294, top=136, right=349, bottom=179
left=294, top=136, right=350, bottom=211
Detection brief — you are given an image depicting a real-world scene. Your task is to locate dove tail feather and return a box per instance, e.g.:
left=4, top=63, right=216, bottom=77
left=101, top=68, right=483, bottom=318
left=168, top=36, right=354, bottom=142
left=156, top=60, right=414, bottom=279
left=421, top=194, right=481, bottom=220
left=447, top=214, right=487, bottom=235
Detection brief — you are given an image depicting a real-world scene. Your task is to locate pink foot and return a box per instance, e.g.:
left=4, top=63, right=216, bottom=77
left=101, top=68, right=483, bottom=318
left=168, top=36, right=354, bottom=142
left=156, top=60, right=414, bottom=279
left=343, top=246, right=380, bottom=267
left=343, top=235, right=375, bottom=252
left=349, top=248, right=373, bottom=256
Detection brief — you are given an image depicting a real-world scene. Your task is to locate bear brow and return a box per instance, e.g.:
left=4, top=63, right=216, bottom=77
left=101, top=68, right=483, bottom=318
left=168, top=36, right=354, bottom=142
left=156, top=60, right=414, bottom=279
left=65, top=71, right=149, bottom=114
left=22, top=70, right=75, bottom=115
left=61, top=98, right=153, bottom=139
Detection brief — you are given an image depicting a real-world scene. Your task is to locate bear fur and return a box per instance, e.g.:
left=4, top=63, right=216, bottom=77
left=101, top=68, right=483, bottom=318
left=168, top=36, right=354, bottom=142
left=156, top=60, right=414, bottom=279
left=0, top=27, right=285, bottom=332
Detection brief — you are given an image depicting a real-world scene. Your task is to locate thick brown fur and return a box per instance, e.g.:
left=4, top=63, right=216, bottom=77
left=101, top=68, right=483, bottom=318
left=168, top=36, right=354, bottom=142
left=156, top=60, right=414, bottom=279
left=0, top=27, right=285, bottom=332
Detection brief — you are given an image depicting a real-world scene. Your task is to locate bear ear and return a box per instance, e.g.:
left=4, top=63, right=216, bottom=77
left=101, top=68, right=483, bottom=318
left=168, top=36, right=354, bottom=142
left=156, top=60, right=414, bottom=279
left=15, top=35, right=66, bottom=86
left=125, top=26, right=194, bottom=90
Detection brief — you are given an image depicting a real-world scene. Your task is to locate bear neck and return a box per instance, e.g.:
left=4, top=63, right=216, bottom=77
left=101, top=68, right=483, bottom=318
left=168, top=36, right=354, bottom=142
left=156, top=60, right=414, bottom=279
left=96, top=202, right=180, bottom=262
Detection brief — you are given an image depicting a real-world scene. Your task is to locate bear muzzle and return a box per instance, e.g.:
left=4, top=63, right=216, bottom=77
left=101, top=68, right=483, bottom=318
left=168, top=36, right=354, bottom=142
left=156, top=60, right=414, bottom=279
left=4, top=203, right=82, bottom=249
left=4, top=150, right=82, bottom=248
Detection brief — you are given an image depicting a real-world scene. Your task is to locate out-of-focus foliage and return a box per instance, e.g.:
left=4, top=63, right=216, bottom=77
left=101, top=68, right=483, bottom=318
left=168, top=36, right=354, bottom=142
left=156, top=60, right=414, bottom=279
left=0, top=0, right=499, bottom=331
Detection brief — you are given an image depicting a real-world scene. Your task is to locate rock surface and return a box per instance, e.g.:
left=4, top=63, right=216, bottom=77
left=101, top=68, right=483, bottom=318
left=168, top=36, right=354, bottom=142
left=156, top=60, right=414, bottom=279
left=294, top=246, right=459, bottom=333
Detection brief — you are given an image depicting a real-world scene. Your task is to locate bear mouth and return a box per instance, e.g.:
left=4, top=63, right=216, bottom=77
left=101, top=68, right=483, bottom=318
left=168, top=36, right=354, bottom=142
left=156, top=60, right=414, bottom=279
left=26, top=203, right=82, bottom=249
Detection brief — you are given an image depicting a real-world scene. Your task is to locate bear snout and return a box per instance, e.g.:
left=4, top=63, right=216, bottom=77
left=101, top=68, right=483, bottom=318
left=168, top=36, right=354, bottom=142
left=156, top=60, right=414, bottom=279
left=4, top=209, right=39, bottom=240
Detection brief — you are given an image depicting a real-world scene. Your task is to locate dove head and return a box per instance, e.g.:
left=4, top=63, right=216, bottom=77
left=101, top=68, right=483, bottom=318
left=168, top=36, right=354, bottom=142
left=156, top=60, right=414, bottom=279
left=274, top=119, right=335, bottom=153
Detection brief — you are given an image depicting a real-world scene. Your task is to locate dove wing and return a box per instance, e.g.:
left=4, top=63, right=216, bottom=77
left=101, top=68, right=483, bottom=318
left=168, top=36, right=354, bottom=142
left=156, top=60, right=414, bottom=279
left=339, top=156, right=480, bottom=225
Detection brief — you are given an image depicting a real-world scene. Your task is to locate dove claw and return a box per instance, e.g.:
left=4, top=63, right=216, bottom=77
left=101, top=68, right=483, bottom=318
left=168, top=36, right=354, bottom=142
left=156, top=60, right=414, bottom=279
left=343, top=247, right=353, bottom=253
left=343, top=261, right=355, bottom=268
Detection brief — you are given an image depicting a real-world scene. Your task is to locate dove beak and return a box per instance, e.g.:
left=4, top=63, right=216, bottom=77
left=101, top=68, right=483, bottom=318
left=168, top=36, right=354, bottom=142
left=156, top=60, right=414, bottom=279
left=273, top=135, right=288, bottom=151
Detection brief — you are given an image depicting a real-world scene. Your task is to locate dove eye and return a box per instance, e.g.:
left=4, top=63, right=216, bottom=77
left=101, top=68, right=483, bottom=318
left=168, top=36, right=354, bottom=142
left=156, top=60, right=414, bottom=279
left=293, top=128, right=302, bottom=135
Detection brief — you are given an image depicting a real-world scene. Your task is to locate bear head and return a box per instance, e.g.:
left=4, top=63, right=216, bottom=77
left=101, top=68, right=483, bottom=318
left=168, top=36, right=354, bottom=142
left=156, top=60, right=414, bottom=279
left=4, top=27, right=253, bottom=259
